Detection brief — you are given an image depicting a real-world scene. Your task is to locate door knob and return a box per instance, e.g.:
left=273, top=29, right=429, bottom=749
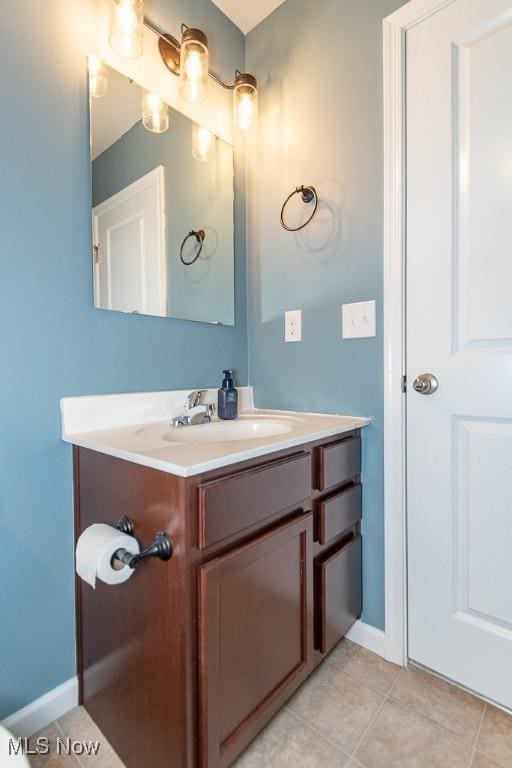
left=413, top=373, right=438, bottom=395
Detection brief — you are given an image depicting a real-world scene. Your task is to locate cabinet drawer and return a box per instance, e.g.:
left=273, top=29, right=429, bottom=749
left=317, top=436, right=361, bottom=492
left=316, top=536, right=362, bottom=654
left=198, top=453, right=312, bottom=550
left=317, top=484, right=362, bottom=545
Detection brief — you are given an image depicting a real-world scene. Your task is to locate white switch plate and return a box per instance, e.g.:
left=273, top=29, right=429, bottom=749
left=285, top=310, right=302, bottom=342
left=342, top=301, right=376, bottom=339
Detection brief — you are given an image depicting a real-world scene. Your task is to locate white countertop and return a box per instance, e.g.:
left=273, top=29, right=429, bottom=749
left=61, top=388, right=370, bottom=477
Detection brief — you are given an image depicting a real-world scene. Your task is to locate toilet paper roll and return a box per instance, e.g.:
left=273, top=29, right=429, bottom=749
left=76, top=524, right=140, bottom=589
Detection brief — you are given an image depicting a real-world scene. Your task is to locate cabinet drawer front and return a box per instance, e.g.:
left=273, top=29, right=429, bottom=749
left=318, top=484, right=362, bottom=545
left=199, top=512, right=314, bottom=768
left=317, top=436, right=361, bottom=492
left=198, top=453, right=312, bottom=549
left=316, top=536, right=362, bottom=654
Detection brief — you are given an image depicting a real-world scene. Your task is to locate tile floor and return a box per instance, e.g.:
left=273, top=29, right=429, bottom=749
left=26, top=640, right=512, bottom=768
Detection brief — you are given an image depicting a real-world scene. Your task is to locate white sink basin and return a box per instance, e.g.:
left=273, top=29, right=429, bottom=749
left=62, top=388, right=370, bottom=476
left=162, top=415, right=303, bottom=443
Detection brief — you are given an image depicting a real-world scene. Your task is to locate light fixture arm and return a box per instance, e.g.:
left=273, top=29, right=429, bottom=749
left=143, top=18, right=254, bottom=92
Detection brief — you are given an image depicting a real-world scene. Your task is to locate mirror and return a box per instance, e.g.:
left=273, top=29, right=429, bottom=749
left=90, top=65, right=235, bottom=325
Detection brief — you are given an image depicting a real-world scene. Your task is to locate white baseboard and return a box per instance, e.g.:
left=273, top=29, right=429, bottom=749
left=2, top=677, right=78, bottom=738
left=346, top=620, right=387, bottom=658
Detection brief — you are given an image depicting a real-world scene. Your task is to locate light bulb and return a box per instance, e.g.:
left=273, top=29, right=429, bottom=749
left=142, top=91, right=170, bottom=134
left=238, top=95, right=254, bottom=134
left=109, top=0, right=144, bottom=60
left=88, top=54, right=108, bottom=98
left=186, top=51, right=204, bottom=81
left=179, top=29, right=209, bottom=104
left=192, top=124, right=216, bottom=162
left=233, top=74, right=258, bottom=138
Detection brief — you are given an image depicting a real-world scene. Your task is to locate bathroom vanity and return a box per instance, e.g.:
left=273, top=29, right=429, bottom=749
left=63, top=390, right=368, bottom=768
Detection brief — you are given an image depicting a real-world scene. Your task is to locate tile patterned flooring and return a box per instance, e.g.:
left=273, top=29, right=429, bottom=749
left=27, top=640, right=512, bottom=768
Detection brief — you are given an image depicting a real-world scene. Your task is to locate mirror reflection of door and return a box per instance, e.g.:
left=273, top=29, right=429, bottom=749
left=93, top=167, right=167, bottom=316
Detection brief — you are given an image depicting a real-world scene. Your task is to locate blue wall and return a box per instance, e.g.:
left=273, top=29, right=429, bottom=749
left=246, top=0, right=406, bottom=630
left=0, top=0, right=246, bottom=720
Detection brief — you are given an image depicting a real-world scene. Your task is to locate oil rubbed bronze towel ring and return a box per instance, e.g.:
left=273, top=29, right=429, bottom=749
left=280, top=185, right=318, bottom=232
left=180, top=229, right=206, bottom=265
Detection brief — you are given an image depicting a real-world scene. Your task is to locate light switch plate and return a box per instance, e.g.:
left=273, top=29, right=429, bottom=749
left=285, top=310, right=302, bottom=342
left=342, top=301, right=376, bottom=339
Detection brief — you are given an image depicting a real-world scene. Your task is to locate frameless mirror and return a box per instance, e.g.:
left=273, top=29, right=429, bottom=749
left=90, top=65, right=235, bottom=325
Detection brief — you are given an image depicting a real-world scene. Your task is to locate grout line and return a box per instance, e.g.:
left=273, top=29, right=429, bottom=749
left=385, top=697, right=485, bottom=748
left=468, top=704, right=487, bottom=768
left=347, top=670, right=405, bottom=763
left=330, top=660, right=403, bottom=693
left=381, top=694, right=480, bottom=755
left=283, top=704, right=352, bottom=761
left=322, top=658, right=402, bottom=699
left=53, top=717, right=84, bottom=768
left=54, top=708, right=116, bottom=768
left=348, top=688, right=390, bottom=762
left=53, top=718, right=66, bottom=739
left=284, top=660, right=403, bottom=766
left=470, top=704, right=512, bottom=768
left=386, top=667, right=405, bottom=698
left=54, top=715, right=87, bottom=768
left=386, top=669, right=487, bottom=749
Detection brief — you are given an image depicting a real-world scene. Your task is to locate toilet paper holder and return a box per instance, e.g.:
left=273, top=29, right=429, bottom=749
left=113, top=516, right=173, bottom=569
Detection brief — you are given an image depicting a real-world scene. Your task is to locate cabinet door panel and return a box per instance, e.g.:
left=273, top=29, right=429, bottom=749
left=199, top=512, right=314, bottom=768
left=316, top=535, right=362, bottom=654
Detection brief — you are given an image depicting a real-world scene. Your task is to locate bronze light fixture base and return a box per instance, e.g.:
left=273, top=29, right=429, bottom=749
left=158, top=33, right=181, bottom=76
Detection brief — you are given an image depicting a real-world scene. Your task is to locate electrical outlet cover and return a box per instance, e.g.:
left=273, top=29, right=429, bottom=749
left=285, top=310, right=302, bottom=342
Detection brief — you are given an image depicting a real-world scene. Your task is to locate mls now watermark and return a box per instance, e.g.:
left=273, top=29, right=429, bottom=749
left=9, top=735, right=101, bottom=757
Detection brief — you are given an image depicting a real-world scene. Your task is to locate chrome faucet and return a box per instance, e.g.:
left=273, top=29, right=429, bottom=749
left=172, top=390, right=216, bottom=427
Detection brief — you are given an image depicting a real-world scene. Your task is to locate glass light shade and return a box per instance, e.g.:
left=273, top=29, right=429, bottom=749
left=179, top=29, right=209, bottom=104
left=109, top=0, right=144, bottom=60
left=192, top=124, right=216, bottom=162
left=88, top=54, right=108, bottom=98
left=142, top=91, right=170, bottom=134
left=233, top=74, right=258, bottom=138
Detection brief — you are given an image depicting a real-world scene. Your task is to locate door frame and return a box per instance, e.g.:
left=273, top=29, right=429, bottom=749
left=382, top=0, right=457, bottom=665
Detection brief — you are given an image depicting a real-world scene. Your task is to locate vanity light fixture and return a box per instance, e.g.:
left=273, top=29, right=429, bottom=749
left=142, top=91, right=170, bottom=133
left=192, top=124, right=216, bottom=162
left=107, top=8, right=259, bottom=136
left=109, top=0, right=144, bottom=60
left=88, top=54, right=108, bottom=98
left=145, top=20, right=259, bottom=138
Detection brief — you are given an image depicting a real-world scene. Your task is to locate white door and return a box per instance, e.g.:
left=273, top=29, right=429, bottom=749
left=407, top=0, right=512, bottom=709
left=93, top=166, right=167, bottom=316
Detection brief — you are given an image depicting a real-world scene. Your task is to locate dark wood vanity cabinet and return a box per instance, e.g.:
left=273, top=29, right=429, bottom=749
left=74, top=430, right=362, bottom=768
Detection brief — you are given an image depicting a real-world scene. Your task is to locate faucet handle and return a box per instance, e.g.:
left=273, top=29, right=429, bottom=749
left=187, top=389, right=208, bottom=408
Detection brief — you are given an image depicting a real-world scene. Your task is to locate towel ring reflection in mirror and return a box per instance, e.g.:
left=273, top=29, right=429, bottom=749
left=180, top=229, right=206, bottom=265
left=280, top=185, right=318, bottom=232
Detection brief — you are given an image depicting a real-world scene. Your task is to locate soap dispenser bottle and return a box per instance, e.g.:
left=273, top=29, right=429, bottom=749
left=218, top=370, right=238, bottom=420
